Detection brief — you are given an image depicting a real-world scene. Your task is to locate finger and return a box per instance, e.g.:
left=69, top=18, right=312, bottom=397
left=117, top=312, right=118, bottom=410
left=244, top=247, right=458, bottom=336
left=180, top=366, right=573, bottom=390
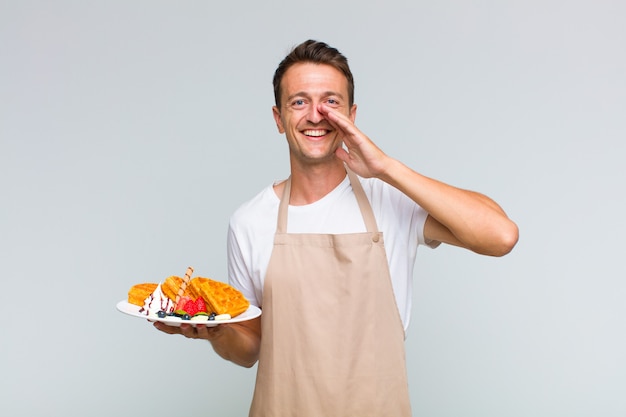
left=179, top=323, right=199, bottom=339
left=335, top=147, right=351, bottom=163
left=319, top=105, right=360, bottom=137
left=194, top=324, right=210, bottom=339
left=195, top=324, right=224, bottom=341
left=153, top=321, right=183, bottom=335
left=325, top=117, right=365, bottom=151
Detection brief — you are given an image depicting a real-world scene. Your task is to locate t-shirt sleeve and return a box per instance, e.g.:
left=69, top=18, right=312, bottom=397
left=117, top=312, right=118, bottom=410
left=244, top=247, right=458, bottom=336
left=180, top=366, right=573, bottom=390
left=367, top=177, right=440, bottom=249
left=227, top=219, right=260, bottom=307
left=414, top=205, right=441, bottom=249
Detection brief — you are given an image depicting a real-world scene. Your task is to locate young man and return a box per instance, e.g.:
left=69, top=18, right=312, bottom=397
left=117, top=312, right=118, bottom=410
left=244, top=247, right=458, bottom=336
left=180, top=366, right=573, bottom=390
left=155, top=40, right=518, bottom=416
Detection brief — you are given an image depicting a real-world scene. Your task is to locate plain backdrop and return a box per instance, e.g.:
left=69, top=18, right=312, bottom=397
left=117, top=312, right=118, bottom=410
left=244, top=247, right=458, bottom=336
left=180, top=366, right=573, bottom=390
left=1, top=1, right=624, bottom=416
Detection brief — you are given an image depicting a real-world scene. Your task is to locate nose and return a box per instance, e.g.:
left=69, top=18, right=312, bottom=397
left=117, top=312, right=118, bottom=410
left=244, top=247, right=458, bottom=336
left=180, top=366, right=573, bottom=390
left=306, top=103, right=324, bottom=124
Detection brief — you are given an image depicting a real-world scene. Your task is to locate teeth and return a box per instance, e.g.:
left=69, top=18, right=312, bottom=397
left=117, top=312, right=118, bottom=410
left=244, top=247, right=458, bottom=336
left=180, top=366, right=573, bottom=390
left=303, top=129, right=327, bottom=137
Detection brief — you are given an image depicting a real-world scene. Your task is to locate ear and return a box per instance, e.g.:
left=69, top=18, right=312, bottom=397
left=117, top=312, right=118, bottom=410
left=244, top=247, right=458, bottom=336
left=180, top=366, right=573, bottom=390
left=349, top=104, right=357, bottom=123
left=272, top=106, right=285, bottom=134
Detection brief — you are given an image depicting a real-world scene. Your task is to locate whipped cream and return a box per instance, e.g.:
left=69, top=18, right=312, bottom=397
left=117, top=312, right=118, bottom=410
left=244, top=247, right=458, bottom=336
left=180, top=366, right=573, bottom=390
left=139, top=283, right=174, bottom=316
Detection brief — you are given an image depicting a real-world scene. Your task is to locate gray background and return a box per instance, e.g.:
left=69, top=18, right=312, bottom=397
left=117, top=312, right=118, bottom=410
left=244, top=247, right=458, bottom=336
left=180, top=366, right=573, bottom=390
left=1, top=1, right=624, bottom=416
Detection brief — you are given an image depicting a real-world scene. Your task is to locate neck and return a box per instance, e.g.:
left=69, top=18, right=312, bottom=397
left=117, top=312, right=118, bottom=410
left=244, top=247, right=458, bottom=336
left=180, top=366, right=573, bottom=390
left=288, top=159, right=347, bottom=205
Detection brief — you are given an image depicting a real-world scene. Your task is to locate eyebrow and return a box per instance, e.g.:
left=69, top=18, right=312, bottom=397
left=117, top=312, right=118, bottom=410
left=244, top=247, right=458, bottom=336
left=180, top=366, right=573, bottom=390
left=286, top=91, right=346, bottom=102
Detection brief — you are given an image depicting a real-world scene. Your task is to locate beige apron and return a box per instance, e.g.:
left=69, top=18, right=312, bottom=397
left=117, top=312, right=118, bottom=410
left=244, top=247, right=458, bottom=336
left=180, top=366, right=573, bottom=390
left=249, top=169, right=411, bottom=417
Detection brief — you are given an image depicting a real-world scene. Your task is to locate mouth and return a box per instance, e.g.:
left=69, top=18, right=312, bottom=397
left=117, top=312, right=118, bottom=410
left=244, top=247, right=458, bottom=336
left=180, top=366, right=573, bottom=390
left=302, top=129, right=331, bottom=138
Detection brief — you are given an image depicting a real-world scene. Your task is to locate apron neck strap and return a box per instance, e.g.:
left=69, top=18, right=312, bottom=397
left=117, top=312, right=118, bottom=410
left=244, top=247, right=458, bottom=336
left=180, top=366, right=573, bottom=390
left=277, top=167, right=379, bottom=234
left=277, top=177, right=291, bottom=234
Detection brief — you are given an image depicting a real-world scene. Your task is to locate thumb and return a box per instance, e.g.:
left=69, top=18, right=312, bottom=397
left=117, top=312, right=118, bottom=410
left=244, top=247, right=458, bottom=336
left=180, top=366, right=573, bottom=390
left=335, top=146, right=350, bottom=163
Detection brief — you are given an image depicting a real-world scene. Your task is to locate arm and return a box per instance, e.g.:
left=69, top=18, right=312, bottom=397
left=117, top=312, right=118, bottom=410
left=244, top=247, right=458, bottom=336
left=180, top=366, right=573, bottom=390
left=321, top=105, right=519, bottom=256
left=153, top=316, right=261, bottom=368
left=382, top=161, right=518, bottom=256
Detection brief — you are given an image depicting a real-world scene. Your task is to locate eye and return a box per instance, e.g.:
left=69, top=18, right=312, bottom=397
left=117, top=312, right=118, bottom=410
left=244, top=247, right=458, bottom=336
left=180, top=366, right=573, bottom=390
left=292, top=99, right=306, bottom=107
left=326, top=98, right=340, bottom=106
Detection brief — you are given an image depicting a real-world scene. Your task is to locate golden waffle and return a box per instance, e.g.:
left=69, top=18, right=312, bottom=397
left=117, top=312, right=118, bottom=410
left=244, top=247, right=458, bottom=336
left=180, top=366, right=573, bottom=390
left=161, top=276, right=199, bottom=302
left=161, top=276, right=181, bottom=301
left=128, top=283, right=158, bottom=306
left=188, top=277, right=250, bottom=317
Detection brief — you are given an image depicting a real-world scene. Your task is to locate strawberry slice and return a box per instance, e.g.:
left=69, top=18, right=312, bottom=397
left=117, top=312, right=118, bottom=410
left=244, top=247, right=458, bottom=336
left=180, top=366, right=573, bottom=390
left=180, top=297, right=207, bottom=316
left=175, top=295, right=192, bottom=312
left=182, top=298, right=197, bottom=316
left=194, top=297, right=207, bottom=314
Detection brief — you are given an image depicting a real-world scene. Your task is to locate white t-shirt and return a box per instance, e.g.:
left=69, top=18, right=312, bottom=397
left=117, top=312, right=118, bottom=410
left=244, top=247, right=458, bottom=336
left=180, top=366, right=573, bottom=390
left=227, top=174, right=438, bottom=332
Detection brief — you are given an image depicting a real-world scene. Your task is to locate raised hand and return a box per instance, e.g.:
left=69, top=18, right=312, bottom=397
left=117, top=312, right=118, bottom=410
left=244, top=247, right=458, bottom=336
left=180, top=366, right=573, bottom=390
left=319, top=104, right=390, bottom=179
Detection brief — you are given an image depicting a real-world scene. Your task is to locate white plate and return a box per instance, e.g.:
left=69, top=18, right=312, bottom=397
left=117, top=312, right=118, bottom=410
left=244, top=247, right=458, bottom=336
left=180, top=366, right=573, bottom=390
left=116, top=300, right=261, bottom=327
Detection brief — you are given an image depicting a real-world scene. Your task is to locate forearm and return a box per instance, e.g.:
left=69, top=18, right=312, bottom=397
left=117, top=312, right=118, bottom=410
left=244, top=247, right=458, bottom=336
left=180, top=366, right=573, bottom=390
left=208, top=318, right=261, bottom=368
left=322, top=105, right=518, bottom=255
left=379, top=158, right=519, bottom=256
left=154, top=316, right=261, bottom=368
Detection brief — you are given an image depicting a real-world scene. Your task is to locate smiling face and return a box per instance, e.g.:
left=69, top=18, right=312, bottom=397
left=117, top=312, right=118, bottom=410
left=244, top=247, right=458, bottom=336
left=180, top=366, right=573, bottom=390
left=273, top=62, right=357, bottom=167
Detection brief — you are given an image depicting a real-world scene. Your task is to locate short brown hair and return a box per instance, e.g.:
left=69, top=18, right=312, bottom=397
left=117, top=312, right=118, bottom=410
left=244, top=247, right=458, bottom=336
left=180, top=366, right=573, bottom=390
left=272, top=40, right=354, bottom=108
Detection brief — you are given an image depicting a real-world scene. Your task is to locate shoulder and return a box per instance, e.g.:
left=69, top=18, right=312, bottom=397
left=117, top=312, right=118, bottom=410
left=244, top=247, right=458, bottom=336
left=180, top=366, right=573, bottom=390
left=229, top=182, right=281, bottom=232
left=357, top=175, right=434, bottom=244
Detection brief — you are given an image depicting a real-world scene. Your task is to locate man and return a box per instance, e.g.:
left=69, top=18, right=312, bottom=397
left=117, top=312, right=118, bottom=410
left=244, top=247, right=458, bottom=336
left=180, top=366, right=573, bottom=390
left=155, top=40, right=518, bottom=416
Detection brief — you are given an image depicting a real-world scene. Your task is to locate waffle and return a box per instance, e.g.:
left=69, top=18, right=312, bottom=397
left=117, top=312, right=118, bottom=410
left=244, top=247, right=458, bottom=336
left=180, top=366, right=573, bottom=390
left=128, top=275, right=249, bottom=317
left=161, top=276, right=185, bottom=301
left=128, top=283, right=158, bottom=306
left=188, top=277, right=250, bottom=317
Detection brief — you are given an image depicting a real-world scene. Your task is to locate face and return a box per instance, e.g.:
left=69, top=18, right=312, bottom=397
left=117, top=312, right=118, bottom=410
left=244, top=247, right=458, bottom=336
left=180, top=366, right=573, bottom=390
left=273, top=62, right=357, bottom=166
